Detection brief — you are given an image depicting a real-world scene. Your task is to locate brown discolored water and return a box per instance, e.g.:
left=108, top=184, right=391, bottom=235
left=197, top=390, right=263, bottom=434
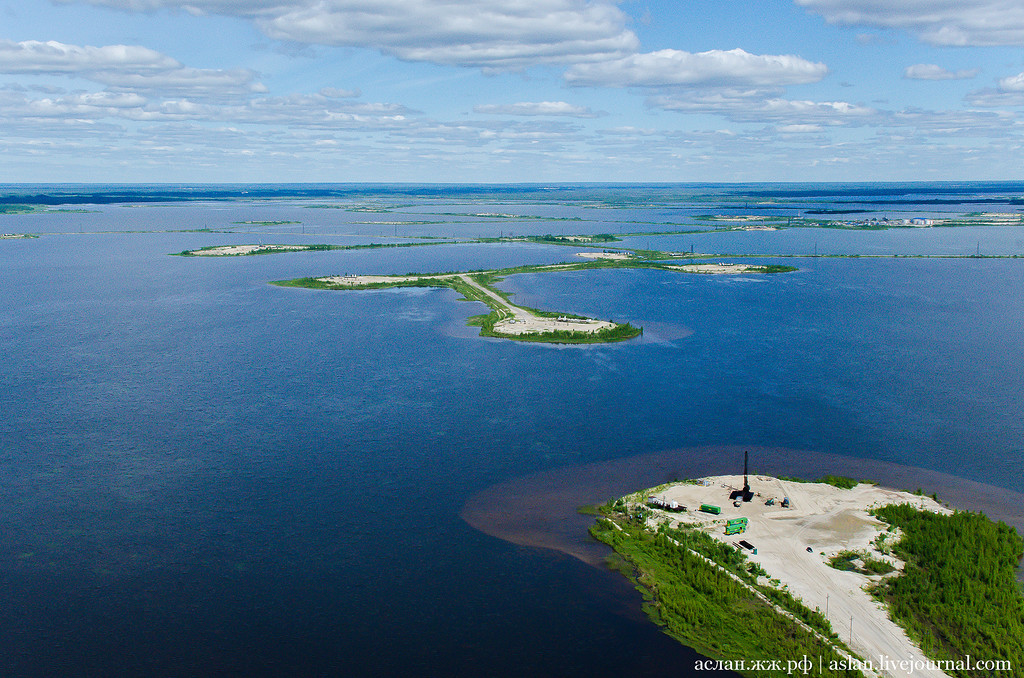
left=462, top=445, right=1024, bottom=567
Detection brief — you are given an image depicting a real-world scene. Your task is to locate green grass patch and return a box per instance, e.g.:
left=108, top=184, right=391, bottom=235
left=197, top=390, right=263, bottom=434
left=270, top=255, right=798, bottom=344
left=778, top=475, right=864, bottom=490
left=868, top=504, right=1024, bottom=676
left=591, top=517, right=864, bottom=677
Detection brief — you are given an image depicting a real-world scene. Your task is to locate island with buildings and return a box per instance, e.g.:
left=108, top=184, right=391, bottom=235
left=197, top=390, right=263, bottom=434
left=591, top=456, right=1023, bottom=677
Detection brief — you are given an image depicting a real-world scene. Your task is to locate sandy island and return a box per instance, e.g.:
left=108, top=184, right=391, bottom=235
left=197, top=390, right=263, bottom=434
left=320, top=274, right=432, bottom=286
left=665, top=262, right=763, bottom=274
left=319, top=273, right=617, bottom=336
left=190, top=244, right=308, bottom=256
left=639, top=475, right=950, bottom=678
left=576, top=251, right=633, bottom=260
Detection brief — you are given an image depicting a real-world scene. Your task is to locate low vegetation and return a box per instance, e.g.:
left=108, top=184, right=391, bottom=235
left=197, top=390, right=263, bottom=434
left=270, top=255, right=798, bottom=344
left=868, top=505, right=1024, bottom=677
left=827, top=550, right=895, bottom=575
left=175, top=241, right=443, bottom=256
left=591, top=508, right=864, bottom=677
left=777, top=475, right=863, bottom=490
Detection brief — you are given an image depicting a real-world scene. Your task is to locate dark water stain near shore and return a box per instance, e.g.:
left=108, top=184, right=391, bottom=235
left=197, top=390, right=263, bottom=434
left=462, top=445, right=1024, bottom=567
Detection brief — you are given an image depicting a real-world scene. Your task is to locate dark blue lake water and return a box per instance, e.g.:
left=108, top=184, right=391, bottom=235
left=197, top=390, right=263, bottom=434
left=1, top=184, right=1023, bottom=677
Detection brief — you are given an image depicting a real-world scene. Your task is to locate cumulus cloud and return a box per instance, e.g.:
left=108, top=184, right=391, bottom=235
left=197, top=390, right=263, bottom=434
left=647, top=89, right=877, bottom=126
left=796, top=0, right=1024, bottom=46
left=473, top=101, right=597, bottom=117
left=0, top=39, right=178, bottom=74
left=903, top=63, right=978, bottom=80
left=57, top=0, right=639, bottom=69
left=0, top=39, right=265, bottom=97
left=93, top=67, right=266, bottom=96
left=1, top=84, right=417, bottom=130
left=965, top=72, right=1024, bottom=107
left=998, top=72, right=1024, bottom=91
left=564, top=48, right=827, bottom=88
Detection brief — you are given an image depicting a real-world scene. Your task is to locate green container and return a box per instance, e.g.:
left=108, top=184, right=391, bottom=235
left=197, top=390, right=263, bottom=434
left=700, top=504, right=721, bottom=515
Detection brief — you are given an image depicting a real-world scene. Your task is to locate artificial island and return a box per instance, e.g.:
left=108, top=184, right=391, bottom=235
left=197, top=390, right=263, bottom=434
left=269, top=252, right=794, bottom=344
left=590, top=454, right=1023, bottom=678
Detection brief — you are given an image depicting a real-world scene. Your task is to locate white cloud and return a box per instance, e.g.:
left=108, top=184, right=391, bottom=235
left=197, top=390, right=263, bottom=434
left=564, top=48, right=827, bottom=88
left=998, top=72, right=1024, bottom=91
left=57, top=0, right=639, bottom=69
left=964, top=88, right=1024, bottom=107
left=903, top=64, right=978, bottom=80
left=648, top=90, right=878, bottom=125
left=965, top=72, right=1024, bottom=107
left=796, top=0, right=1024, bottom=46
left=890, top=107, right=1017, bottom=137
left=320, top=87, right=361, bottom=98
left=0, top=39, right=264, bottom=97
left=777, top=124, right=825, bottom=133
left=0, top=39, right=178, bottom=74
left=93, top=67, right=266, bottom=96
left=473, top=101, right=597, bottom=117
left=1, top=86, right=417, bottom=128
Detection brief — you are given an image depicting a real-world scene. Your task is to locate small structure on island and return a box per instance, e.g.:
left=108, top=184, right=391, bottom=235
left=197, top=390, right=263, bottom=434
left=730, top=450, right=755, bottom=502
left=648, top=496, right=686, bottom=512
left=725, top=517, right=748, bottom=535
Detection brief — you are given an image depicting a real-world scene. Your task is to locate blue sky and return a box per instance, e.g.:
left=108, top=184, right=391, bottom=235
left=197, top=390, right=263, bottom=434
left=2, top=0, right=1023, bottom=182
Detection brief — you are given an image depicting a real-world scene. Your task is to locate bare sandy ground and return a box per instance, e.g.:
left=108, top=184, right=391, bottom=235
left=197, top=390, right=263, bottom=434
left=644, top=476, right=951, bottom=678
left=665, top=262, right=761, bottom=274
left=317, top=273, right=616, bottom=335
left=456, top=274, right=615, bottom=335
left=576, top=251, right=632, bottom=260
left=319, top=274, right=442, bottom=285
left=190, top=244, right=308, bottom=256
left=493, top=315, right=614, bottom=335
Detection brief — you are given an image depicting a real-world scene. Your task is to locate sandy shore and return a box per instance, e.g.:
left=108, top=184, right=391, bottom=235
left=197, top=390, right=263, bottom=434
left=665, top=262, right=761, bottom=274
left=576, top=251, right=633, bottom=260
left=645, top=475, right=950, bottom=678
left=190, top=244, right=308, bottom=256
left=318, top=272, right=617, bottom=335
left=494, top=315, right=614, bottom=335
left=456, top=274, right=615, bottom=335
left=320, top=274, right=441, bottom=285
